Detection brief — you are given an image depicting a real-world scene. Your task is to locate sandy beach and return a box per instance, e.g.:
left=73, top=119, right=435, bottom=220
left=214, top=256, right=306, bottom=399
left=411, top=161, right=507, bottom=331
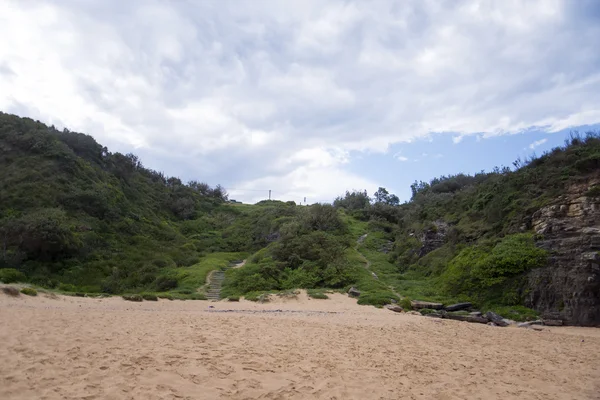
left=1, top=290, right=599, bottom=400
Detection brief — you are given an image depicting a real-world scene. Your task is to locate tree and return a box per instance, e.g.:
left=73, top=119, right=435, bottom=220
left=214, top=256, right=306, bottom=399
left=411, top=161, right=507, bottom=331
left=333, top=190, right=370, bottom=210
left=373, top=187, right=390, bottom=203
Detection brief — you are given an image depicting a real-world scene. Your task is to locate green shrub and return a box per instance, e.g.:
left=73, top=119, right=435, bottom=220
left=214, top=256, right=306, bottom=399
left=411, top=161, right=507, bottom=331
left=122, top=294, right=143, bottom=302
left=228, top=296, right=240, bottom=302
left=441, top=234, right=547, bottom=296
left=244, top=292, right=261, bottom=302
left=154, top=276, right=178, bottom=291
left=157, top=293, right=174, bottom=300
left=357, top=291, right=399, bottom=307
left=20, top=287, right=38, bottom=296
left=486, top=305, right=539, bottom=322
left=58, top=283, right=77, bottom=292
left=419, top=308, right=438, bottom=315
left=398, top=297, right=412, bottom=310
left=0, top=268, right=26, bottom=284
left=141, top=293, right=158, bottom=301
left=188, top=293, right=207, bottom=300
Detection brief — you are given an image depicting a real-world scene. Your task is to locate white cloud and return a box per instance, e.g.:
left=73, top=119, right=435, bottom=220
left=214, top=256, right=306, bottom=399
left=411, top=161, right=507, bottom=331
left=529, top=138, right=548, bottom=150
left=1, top=0, right=599, bottom=202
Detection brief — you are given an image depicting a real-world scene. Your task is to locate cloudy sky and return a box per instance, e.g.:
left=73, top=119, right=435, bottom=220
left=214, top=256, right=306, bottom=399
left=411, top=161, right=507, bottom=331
left=1, top=0, right=600, bottom=203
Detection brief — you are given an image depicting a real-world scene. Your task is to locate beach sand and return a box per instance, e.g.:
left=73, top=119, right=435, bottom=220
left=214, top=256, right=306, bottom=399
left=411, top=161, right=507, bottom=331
left=1, top=289, right=599, bottom=399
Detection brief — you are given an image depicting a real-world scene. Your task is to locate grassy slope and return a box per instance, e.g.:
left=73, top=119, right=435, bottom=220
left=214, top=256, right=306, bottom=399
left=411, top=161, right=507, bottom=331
left=172, top=252, right=248, bottom=292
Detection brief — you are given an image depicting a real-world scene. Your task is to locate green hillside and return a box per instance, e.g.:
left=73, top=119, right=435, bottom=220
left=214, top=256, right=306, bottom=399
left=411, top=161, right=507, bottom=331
left=1, top=112, right=599, bottom=323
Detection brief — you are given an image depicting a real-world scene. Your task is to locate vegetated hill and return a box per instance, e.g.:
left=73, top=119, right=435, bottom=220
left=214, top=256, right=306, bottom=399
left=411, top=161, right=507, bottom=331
left=330, top=131, right=600, bottom=326
left=1, top=112, right=599, bottom=325
left=0, top=112, right=378, bottom=301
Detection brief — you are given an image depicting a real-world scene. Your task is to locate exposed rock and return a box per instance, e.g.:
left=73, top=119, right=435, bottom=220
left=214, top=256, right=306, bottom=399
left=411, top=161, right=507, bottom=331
left=378, top=240, right=394, bottom=254
left=469, top=311, right=483, bottom=317
left=445, top=314, right=489, bottom=324
left=502, top=319, right=517, bottom=326
left=411, top=300, right=444, bottom=310
left=384, top=304, right=404, bottom=313
left=485, top=311, right=509, bottom=327
left=406, top=311, right=421, bottom=316
left=418, top=221, right=449, bottom=257
left=348, top=287, right=361, bottom=298
left=357, top=234, right=368, bottom=244
left=542, top=319, right=564, bottom=326
left=425, top=313, right=443, bottom=318
left=527, top=178, right=600, bottom=326
left=444, top=302, right=472, bottom=312
left=487, top=322, right=497, bottom=327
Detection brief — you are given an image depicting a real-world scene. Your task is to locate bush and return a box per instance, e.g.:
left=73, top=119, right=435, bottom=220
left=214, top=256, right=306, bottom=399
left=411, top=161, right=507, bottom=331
left=157, top=293, right=174, bottom=300
left=307, top=289, right=329, bottom=299
left=20, top=287, right=37, bottom=296
left=398, top=297, right=412, bottom=310
left=154, top=276, right=178, bottom=291
left=441, top=234, right=547, bottom=296
left=122, top=294, right=143, bottom=302
left=2, top=286, right=20, bottom=296
left=141, top=293, right=158, bottom=301
left=188, top=293, right=207, bottom=300
left=58, top=283, right=77, bottom=292
left=0, top=268, right=26, bottom=284
left=356, top=291, right=399, bottom=307
left=228, top=296, right=240, bottom=301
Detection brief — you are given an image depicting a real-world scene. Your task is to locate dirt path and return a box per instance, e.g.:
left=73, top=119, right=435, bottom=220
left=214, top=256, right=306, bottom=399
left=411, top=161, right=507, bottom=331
left=356, top=233, right=404, bottom=298
left=205, top=260, right=247, bottom=301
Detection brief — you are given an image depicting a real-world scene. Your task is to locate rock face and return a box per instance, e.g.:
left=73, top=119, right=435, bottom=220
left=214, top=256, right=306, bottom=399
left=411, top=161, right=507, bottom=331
left=418, top=221, right=449, bottom=257
left=526, top=176, right=600, bottom=326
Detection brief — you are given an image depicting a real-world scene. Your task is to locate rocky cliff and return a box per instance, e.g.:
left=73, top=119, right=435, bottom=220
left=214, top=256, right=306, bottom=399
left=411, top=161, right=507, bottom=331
left=526, top=176, right=600, bottom=326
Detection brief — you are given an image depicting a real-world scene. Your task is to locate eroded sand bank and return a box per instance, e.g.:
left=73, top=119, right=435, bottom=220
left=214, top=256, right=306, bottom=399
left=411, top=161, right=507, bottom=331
left=1, top=290, right=599, bottom=399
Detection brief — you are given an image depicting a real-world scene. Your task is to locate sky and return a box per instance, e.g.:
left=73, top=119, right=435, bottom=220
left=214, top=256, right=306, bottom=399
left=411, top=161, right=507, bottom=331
left=1, top=0, right=600, bottom=204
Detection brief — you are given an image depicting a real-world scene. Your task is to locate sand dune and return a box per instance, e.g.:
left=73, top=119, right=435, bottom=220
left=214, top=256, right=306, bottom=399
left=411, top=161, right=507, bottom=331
left=1, top=290, right=599, bottom=399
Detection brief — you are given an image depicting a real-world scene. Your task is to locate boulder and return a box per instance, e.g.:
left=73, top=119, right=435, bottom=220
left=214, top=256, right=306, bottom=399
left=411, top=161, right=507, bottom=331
left=542, top=319, right=564, bottom=326
left=385, top=304, right=404, bottom=313
left=411, top=300, right=443, bottom=310
left=446, top=314, right=488, bottom=324
left=348, top=287, right=361, bottom=298
left=444, top=302, right=472, bottom=312
left=485, top=311, right=509, bottom=327
left=425, top=313, right=443, bottom=318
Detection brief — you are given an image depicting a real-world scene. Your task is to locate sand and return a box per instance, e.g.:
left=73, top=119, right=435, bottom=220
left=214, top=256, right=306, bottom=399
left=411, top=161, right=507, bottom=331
left=1, top=290, right=599, bottom=400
